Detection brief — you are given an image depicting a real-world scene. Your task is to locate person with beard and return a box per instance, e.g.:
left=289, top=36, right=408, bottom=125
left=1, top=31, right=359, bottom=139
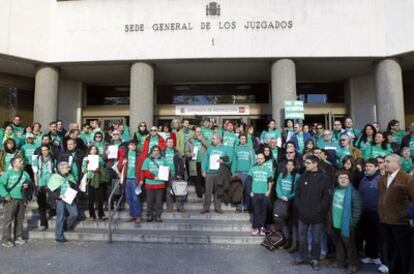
left=32, top=145, right=56, bottom=230
left=56, top=120, right=67, bottom=139
left=133, top=122, right=149, bottom=154
left=60, top=138, right=84, bottom=184
left=80, top=123, right=91, bottom=147
left=34, top=135, right=59, bottom=159
left=0, top=139, right=21, bottom=176
left=332, top=120, right=345, bottom=144
left=48, top=121, right=62, bottom=149
left=62, top=129, right=87, bottom=153
left=11, top=115, right=24, bottom=139
left=47, top=161, right=79, bottom=243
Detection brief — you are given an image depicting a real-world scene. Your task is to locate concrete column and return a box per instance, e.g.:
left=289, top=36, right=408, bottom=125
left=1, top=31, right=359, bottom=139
left=33, top=66, right=59, bottom=127
left=374, top=59, right=405, bottom=129
left=345, top=73, right=376, bottom=129
left=58, top=79, right=84, bottom=127
left=130, top=62, right=154, bottom=130
left=271, top=59, right=297, bottom=127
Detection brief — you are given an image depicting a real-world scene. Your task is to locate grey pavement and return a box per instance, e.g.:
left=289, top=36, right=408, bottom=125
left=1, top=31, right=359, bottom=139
left=0, top=241, right=378, bottom=274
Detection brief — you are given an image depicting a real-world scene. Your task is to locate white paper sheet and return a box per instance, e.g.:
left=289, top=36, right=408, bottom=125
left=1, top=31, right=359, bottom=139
left=192, top=146, right=199, bottom=160
left=87, top=155, right=99, bottom=171
left=158, top=165, right=170, bottom=181
left=62, top=187, right=78, bottom=204
left=31, top=154, right=38, bottom=163
left=107, top=145, right=118, bottom=159
left=325, top=146, right=337, bottom=151
left=135, top=185, right=142, bottom=195
left=209, top=154, right=220, bottom=170
left=79, top=175, right=87, bottom=192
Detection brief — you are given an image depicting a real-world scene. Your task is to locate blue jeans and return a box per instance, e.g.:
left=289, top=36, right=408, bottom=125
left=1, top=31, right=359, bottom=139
left=125, top=179, right=141, bottom=218
left=236, top=172, right=251, bottom=210
left=307, top=223, right=328, bottom=255
left=55, top=200, right=78, bottom=241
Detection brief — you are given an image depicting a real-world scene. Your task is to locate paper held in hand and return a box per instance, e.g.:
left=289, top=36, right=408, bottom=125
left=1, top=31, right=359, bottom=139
left=158, top=166, right=170, bottom=181
left=79, top=175, right=87, bottom=192
left=62, top=187, right=78, bottom=204
left=209, top=154, right=220, bottom=170
left=87, top=155, right=99, bottom=171
left=107, top=145, right=118, bottom=159
left=192, top=146, right=199, bottom=160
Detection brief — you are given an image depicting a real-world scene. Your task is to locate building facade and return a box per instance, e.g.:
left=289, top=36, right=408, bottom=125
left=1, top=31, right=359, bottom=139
left=0, top=0, right=414, bottom=130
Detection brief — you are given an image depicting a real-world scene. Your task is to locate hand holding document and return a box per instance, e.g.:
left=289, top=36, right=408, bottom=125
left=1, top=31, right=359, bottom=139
left=209, top=154, right=220, bottom=170
left=158, top=166, right=170, bottom=181
left=62, top=187, right=78, bottom=204
left=87, top=155, right=99, bottom=171
left=107, top=145, right=118, bottom=159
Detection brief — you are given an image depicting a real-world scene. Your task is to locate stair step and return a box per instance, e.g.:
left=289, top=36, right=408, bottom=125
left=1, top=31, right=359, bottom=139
left=29, top=228, right=264, bottom=245
left=26, top=218, right=252, bottom=232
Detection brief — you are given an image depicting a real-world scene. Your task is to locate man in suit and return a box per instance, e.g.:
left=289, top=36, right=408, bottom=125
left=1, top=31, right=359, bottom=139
left=378, top=154, right=414, bottom=274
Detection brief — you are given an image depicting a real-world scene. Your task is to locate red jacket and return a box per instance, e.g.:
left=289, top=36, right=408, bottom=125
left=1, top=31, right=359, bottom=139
left=137, top=134, right=166, bottom=181
left=117, top=146, right=140, bottom=183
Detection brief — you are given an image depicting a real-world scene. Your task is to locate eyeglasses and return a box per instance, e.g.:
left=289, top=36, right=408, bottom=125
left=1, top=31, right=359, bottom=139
left=334, top=124, right=341, bottom=126
left=286, top=151, right=294, bottom=154
left=317, top=127, right=323, bottom=130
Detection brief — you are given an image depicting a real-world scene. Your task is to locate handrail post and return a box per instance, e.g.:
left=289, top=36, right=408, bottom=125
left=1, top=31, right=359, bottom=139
left=108, top=164, right=125, bottom=243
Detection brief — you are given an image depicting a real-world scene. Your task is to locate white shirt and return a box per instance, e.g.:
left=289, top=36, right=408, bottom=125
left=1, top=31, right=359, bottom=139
left=386, top=169, right=400, bottom=188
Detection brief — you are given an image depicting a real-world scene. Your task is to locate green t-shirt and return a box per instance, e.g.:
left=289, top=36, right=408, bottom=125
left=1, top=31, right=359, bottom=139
left=368, top=145, right=392, bottom=159
left=392, top=130, right=406, bottom=145
left=332, top=187, right=346, bottom=229
left=164, top=148, right=176, bottom=176
left=248, top=164, right=273, bottom=194
left=201, top=127, right=213, bottom=144
left=401, top=158, right=413, bottom=173
left=410, top=136, right=414, bottom=158
left=276, top=173, right=300, bottom=200
left=260, top=129, right=281, bottom=144
left=337, top=146, right=352, bottom=167
left=142, top=156, right=166, bottom=186
left=5, top=153, right=15, bottom=171
left=232, top=145, right=255, bottom=173
left=21, top=143, right=38, bottom=165
left=148, top=136, right=159, bottom=153
left=127, top=151, right=136, bottom=179
left=222, top=131, right=238, bottom=150
left=0, top=169, right=31, bottom=199
left=35, top=157, right=55, bottom=187
left=296, top=133, right=304, bottom=153
left=263, top=159, right=275, bottom=178
left=202, top=144, right=233, bottom=174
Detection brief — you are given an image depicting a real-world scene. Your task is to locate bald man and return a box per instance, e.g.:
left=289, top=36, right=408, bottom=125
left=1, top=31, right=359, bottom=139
left=378, top=154, right=414, bottom=274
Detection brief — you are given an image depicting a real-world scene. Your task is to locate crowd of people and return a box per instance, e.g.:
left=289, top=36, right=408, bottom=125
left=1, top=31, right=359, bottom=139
left=0, top=114, right=413, bottom=274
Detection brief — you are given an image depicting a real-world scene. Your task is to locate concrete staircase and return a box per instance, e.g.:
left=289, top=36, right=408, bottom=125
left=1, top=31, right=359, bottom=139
left=7, top=186, right=264, bottom=245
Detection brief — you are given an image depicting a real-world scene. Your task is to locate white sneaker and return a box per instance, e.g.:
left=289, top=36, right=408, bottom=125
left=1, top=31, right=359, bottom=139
left=14, top=237, right=26, bottom=245
left=251, top=228, right=259, bottom=236
left=372, top=258, right=382, bottom=265
left=378, top=264, right=389, bottom=273
left=360, top=257, right=372, bottom=264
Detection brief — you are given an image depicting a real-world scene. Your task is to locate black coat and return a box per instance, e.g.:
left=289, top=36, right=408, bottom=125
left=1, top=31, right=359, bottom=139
left=294, top=170, right=332, bottom=224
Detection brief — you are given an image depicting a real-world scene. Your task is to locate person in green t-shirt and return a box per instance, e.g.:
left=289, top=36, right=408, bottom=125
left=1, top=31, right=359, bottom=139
left=0, top=156, right=31, bottom=247
left=387, top=119, right=406, bottom=145
left=248, top=153, right=274, bottom=236
left=141, top=145, right=167, bottom=223
left=401, top=147, right=414, bottom=174
left=367, top=132, right=392, bottom=159
left=133, top=122, right=149, bottom=153
left=260, top=119, right=282, bottom=147
left=331, top=170, right=361, bottom=273
left=20, top=133, right=38, bottom=179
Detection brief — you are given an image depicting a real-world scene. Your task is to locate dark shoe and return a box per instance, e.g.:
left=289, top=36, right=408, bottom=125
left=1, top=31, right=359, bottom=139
left=214, top=209, right=224, bottom=214
left=99, top=216, right=108, bottom=221
left=166, top=208, right=174, bottom=213
left=155, top=217, right=163, bottom=223
left=147, top=216, right=154, bottom=222
left=200, top=209, right=210, bottom=214
left=55, top=239, right=67, bottom=244
left=346, top=265, right=357, bottom=274
left=310, top=260, right=320, bottom=271
left=235, top=209, right=242, bottom=213
left=329, top=261, right=346, bottom=268
left=291, top=257, right=306, bottom=266
left=177, top=208, right=187, bottom=213
left=288, top=241, right=298, bottom=253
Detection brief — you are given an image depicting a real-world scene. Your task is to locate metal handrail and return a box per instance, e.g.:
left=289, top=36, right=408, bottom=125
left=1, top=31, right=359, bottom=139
left=108, top=164, right=125, bottom=243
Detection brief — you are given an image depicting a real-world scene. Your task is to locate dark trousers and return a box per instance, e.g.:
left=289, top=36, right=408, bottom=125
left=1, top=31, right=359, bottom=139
left=88, top=185, right=104, bottom=219
left=252, top=194, right=269, bottom=229
left=37, top=188, right=49, bottom=227
left=382, top=224, right=414, bottom=274
left=360, top=211, right=381, bottom=259
left=146, top=188, right=164, bottom=218
left=333, top=228, right=358, bottom=267
left=298, top=220, right=323, bottom=261
left=204, top=173, right=222, bottom=211
left=2, top=199, right=25, bottom=242
left=192, top=162, right=205, bottom=198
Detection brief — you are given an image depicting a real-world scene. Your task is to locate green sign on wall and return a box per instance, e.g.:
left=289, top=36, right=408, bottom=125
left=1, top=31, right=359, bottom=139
left=284, top=100, right=304, bottom=120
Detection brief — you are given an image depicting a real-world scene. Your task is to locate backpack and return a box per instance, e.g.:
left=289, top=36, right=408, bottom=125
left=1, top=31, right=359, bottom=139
left=170, top=179, right=188, bottom=197
left=261, top=231, right=286, bottom=251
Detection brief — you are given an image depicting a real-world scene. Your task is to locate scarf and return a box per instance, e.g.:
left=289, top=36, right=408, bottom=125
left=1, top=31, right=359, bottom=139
left=341, top=184, right=353, bottom=238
